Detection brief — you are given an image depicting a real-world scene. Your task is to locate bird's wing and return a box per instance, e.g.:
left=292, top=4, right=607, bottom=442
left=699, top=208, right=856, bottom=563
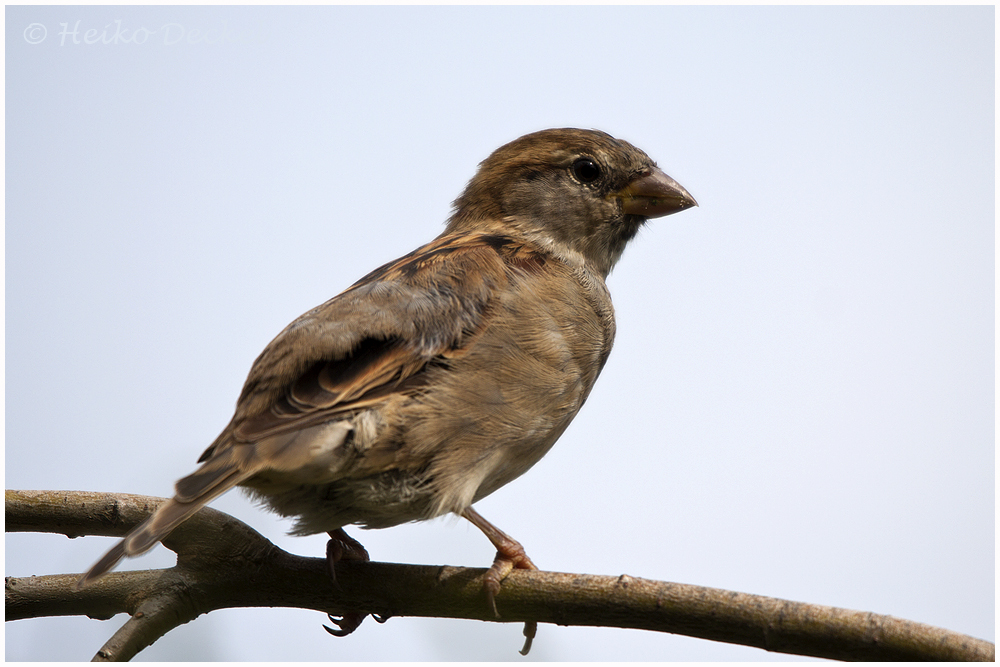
left=221, top=232, right=542, bottom=449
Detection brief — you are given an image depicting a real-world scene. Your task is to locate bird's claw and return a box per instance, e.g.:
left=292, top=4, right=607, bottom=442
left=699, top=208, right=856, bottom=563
left=520, top=621, right=537, bottom=656
left=323, top=612, right=366, bottom=637
left=324, top=528, right=374, bottom=638
left=482, top=556, right=515, bottom=617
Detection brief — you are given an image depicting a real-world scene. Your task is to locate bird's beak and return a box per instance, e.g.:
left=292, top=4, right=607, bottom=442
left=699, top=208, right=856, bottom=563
left=617, top=167, right=698, bottom=218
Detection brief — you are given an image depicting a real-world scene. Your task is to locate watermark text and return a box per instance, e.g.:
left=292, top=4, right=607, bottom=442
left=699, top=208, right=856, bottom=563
left=23, top=20, right=256, bottom=46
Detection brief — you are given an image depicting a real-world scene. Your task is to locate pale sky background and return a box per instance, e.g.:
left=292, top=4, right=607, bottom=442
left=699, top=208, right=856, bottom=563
left=5, top=5, right=994, bottom=662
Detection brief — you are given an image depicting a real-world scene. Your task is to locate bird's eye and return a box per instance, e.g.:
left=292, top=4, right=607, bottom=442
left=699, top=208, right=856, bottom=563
left=571, top=158, right=601, bottom=183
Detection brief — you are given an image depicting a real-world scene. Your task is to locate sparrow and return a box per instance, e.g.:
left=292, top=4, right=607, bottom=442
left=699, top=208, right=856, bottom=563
left=78, top=128, right=696, bottom=648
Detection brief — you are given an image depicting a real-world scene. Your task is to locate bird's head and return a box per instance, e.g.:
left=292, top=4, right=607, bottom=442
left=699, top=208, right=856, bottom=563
left=446, top=128, right=697, bottom=276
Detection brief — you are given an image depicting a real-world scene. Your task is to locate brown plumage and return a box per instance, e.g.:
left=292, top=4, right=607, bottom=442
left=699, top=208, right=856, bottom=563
left=78, top=128, right=696, bottom=642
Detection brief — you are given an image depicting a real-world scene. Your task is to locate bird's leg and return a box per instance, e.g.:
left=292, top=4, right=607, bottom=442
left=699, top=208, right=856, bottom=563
left=323, top=528, right=371, bottom=637
left=462, top=507, right=539, bottom=655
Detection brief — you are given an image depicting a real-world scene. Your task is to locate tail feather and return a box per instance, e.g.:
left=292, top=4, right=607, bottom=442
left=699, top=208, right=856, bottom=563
left=125, top=466, right=249, bottom=556
left=76, top=541, right=127, bottom=589
left=174, top=461, right=248, bottom=504
left=76, top=458, right=253, bottom=589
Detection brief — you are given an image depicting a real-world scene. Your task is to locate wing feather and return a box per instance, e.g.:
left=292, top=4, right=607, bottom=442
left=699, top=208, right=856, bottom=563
left=203, top=233, right=525, bottom=459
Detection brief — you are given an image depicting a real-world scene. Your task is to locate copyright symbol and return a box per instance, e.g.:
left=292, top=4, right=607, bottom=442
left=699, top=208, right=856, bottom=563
left=24, top=23, right=47, bottom=44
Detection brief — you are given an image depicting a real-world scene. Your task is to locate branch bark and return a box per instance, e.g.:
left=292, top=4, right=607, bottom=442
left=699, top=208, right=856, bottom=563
left=6, top=489, right=995, bottom=662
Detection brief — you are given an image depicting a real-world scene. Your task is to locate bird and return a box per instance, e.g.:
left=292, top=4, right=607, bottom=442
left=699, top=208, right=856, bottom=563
left=77, top=127, right=697, bottom=649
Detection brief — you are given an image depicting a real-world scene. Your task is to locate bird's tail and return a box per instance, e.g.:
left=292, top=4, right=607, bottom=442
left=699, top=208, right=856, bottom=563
left=76, top=452, right=254, bottom=589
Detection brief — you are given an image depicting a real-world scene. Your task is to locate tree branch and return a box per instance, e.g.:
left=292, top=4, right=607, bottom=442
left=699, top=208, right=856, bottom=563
left=6, top=489, right=995, bottom=662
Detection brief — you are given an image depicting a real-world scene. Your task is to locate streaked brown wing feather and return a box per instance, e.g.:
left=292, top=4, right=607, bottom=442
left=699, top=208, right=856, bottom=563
left=231, top=339, right=427, bottom=441
left=202, top=232, right=536, bottom=459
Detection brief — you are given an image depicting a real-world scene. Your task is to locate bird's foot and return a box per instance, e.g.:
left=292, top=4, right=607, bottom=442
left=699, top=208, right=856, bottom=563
left=482, top=543, right=538, bottom=617
left=483, top=547, right=538, bottom=655
left=326, top=528, right=371, bottom=582
left=323, top=528, right=372, bottom=638
left=462, top=507, right=539, bottom=655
